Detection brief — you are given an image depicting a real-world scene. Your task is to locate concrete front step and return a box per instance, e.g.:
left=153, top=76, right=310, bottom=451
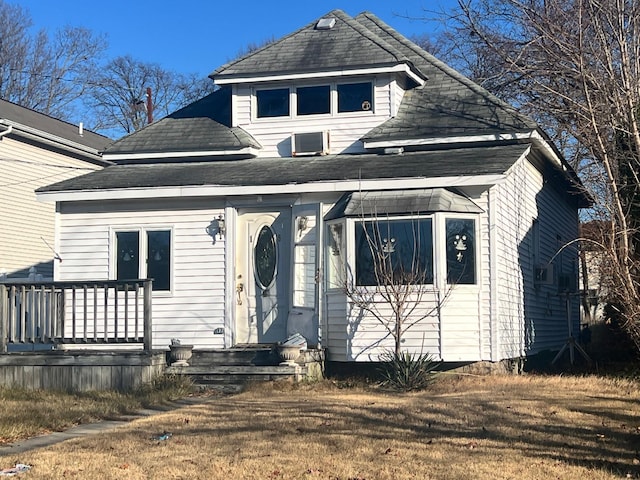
left=166, top=364, right=305, bottom=392
left=188, top=346, right=280, bottom=367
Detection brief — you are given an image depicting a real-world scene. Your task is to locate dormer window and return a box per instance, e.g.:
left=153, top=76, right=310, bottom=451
left=253, top=81, right=374, bottom=120
left=256, top=88, right=290, bottom=118
left=337, top=82, right=372, bottom=113
left=297, top=85, right=330, bottom=115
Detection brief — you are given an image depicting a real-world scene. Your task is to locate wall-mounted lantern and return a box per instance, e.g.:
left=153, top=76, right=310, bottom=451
left=206, top=214, right=226, bottom=244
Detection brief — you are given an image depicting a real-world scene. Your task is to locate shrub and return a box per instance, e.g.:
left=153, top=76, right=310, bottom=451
left=379, top=351, right=441, bottom=391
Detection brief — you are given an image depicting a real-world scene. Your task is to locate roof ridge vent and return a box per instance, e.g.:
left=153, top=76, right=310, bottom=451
left=316, top=17, right=336, bottom=30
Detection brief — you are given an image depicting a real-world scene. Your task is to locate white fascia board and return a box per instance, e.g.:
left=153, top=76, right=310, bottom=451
left=529, top=130, right=565, bottom=171
left=363, top=131, right=536, bottom=149
left=103, top=147, right=260, bottom=161
left=0, top=119, right=103, bottom=158
left=214, top=64, right=425, bottom=86
left=36, top=174, right=506, bottom=203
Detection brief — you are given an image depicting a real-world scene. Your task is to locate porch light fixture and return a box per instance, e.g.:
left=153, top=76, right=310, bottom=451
left=205, top=214, right=226, bottom=244
left=216, top=214, right=226, bottom=239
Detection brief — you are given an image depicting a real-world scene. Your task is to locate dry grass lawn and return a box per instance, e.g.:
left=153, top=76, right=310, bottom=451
left=1, top=374, right=639, bottom=479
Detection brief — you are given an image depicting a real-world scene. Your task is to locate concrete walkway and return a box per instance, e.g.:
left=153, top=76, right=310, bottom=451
left=0, top=398, right=207, bottom=456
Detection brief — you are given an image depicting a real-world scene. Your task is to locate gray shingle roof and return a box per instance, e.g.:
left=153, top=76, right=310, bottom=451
left=324, top=188, right=484, bottom=220
left=100, top=10, right=537, bottom=159
left=0, top=98, right=112, bottom=152
left=104, top=87, right=261, bottom=156
left=356, top=13, right=537, bottom=142
left=38, top=144, right=528, bottom=192
left=210, top=9, right=425, bottom=81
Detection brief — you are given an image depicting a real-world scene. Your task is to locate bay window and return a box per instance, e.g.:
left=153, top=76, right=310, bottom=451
left=326, top=215, right=478, bottom=289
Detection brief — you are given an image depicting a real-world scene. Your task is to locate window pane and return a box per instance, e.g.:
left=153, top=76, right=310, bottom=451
left=356, top=219, right=433, bottom=286
left=338, top=82, right=372, bottom=112
left=297, top=85, right=330, bottom=115
left=254, top=226, right=277, bottom=289
left=293, top=245, right=316, bottom=307
left=326, top=223, right=344, bottom=289
left=147, top=230, right=171, bottom=291
left=446, top=219, right=476, bottom=284
left=116, top=231, right=139, bottom=281
left=256, top=88, right=289, bottom=117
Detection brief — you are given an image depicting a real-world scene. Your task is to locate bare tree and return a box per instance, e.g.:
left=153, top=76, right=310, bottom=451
left=85, top=56, right=215, bottom=136
left=436, top=0, right=640, bottom=351
left=0, top=1, right=106, bottom=120
left=341, top=216, right=451, bottom=357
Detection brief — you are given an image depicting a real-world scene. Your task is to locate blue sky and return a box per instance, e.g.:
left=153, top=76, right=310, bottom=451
left=17, top=0, right=450, bottom=78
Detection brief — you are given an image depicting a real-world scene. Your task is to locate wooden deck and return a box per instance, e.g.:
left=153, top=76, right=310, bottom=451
left=0, top=280, right=324, bottom=392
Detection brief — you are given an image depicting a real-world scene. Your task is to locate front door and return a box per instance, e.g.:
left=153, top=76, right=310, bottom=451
left=235, top=209, right=291, bottom=344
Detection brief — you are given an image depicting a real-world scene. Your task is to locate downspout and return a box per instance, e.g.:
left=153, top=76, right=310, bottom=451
left=0, top=124, right=13, bottom=139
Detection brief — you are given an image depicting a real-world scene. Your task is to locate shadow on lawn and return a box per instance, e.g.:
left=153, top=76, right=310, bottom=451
left=170, top=381, right=640, bottom=478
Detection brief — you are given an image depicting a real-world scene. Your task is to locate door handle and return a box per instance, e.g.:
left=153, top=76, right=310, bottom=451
left=236, top=282, right=244, bottom=305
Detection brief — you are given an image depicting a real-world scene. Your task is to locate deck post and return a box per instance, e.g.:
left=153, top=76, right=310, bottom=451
left=0, top=284, right=7, bottom=353
left=143, top=280, right=153, bottom=353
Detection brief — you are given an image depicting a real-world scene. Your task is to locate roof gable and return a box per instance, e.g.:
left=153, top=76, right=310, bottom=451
left=210, top=9, right=426, bottom=84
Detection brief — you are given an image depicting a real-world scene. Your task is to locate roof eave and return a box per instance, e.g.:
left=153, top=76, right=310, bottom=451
left=213, top=63, right=426, bottom=86
left=36, top=173, right=507, bottom=203
left=102, top=146, right=261, bottom=162
left=363, top=131, right=537, bottom=150
left=0, top=119, right=110, bottom=165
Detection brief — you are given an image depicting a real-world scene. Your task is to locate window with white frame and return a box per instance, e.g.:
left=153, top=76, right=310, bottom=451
left=445, top=218, right=476, bottom=285
left=255, top=81, right=373, bottom=119
left=355, top=218, right=434, bottom=287
left=297, top=85, right=330, bottom=115
left=115, top=229, right=171, bottom=291
left=326, top=223, right=345, bottom=289
left=337, top=82, right=372, bottom=112
left=256, top=87, right=290, bottom=118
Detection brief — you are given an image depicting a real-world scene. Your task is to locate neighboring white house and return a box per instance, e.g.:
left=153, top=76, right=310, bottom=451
left=36, top=10, right=589, bottom=364
left=0, top=99, right=111, bottom=280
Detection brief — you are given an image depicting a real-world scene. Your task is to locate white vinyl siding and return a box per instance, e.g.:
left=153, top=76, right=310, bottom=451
left=0, top=136, right=101, bottom=279
left=57, top=199, right=227, bottom=349
left=492, top=157, right=579, bottom=359
left=235, top=76, right=393, bottom=156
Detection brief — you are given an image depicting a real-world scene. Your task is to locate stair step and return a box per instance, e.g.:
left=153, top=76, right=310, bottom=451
left=188, top=347, right=280, bottom=367
left=166, top=364, right=305, bottom=391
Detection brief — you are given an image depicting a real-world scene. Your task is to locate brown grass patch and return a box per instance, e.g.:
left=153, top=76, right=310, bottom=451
left=1, top=374, right=639, bottom=479
left=0, top=374, right=194, bottom=445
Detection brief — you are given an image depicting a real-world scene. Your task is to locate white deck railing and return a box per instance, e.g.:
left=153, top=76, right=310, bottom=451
left=0, top=280, right=153, bottom=353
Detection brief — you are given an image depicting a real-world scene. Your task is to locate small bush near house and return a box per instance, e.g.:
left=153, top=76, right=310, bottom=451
left=379, top=351, right=441, bottom=391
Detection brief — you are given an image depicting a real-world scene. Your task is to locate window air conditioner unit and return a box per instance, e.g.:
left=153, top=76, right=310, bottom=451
left=292, top=131, right=330, bottom=156
left=534, top=264, right=554, bottom=285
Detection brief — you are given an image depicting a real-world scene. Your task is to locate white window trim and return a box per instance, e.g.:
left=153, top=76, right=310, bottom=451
left=439, top=214, right=481, bottom=289
left=254, top=86, right=292, bottom=120
left=332, top=213, right=482, bottom=290
left=252, top=79, right=375, bottom=122
left=110, top=226, right=174, bottom=296
left=349, top=214, right=437, bottom=289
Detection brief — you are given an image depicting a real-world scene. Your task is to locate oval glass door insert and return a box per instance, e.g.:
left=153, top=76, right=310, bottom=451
left=254, top=225, right=277, bottom=289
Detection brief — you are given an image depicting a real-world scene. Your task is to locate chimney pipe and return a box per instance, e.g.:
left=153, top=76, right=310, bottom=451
left=146, top=87, right=153, bottom=124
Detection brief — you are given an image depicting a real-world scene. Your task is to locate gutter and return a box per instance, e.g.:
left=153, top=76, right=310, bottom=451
left=0, top=124, right=12, bottom=139
left=0, top=119, right=109, bottom=165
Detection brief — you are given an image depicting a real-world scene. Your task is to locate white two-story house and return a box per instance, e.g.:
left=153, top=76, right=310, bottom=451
left=36, top=10, right=589, bottom=365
